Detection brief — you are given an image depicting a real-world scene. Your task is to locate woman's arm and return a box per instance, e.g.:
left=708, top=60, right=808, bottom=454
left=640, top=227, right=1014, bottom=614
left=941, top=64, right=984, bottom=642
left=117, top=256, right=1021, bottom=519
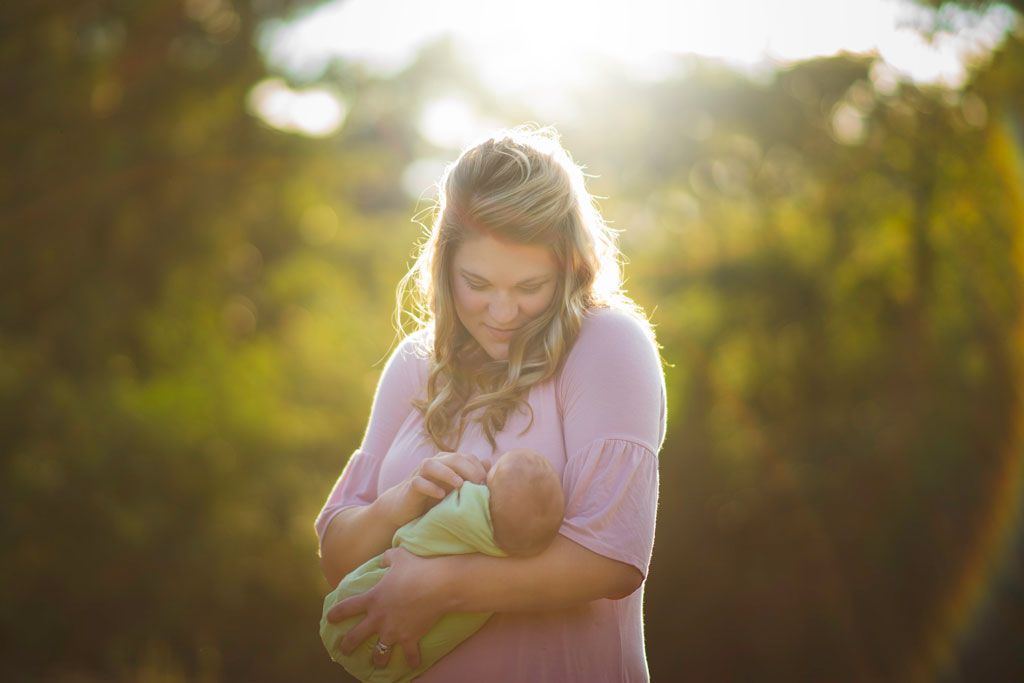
left=328, top=533, right=643, bottom=666
left=436, top=533, right=644, bottom=610
left=319, top=452, right=489, bottom=587
left=316, top=332, right=493, bottom=586
left=432, top=536, right=638, bottom=610
left=318, top=493, right=404, bottom=588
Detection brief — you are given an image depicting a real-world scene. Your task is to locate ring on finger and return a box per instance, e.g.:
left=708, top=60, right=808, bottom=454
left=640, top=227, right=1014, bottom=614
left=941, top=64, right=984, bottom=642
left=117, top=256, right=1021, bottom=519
left=374, top=640, right=393, bottom=657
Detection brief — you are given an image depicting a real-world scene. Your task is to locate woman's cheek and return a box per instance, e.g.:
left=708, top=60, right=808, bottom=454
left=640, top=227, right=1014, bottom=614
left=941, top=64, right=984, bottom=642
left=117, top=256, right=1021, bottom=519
left=464, top=289, right=488, bottom=313
left=531, top=288, right=557, bottom=316
left=453, top=282, right=476, bottom=311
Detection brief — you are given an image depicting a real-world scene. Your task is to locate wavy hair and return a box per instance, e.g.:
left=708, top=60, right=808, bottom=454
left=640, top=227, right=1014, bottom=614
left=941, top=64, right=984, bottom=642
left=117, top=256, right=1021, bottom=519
left=394, top=125, right=654, bottom=453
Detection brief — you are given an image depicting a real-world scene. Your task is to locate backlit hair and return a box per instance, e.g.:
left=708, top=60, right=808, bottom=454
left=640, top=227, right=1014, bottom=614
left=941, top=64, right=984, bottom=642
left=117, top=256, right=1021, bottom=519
left=395, top=124, right=653, bottom=452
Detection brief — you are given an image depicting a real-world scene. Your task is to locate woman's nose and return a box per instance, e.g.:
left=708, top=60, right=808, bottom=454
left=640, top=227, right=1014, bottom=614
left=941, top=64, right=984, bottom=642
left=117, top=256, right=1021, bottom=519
left=488, top=295, right=518, bottom=325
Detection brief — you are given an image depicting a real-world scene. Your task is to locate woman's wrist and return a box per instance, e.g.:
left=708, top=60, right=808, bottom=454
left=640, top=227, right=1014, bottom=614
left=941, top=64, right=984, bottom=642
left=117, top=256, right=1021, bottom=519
left=371, top=482, right=412, bottom=529
left=429, top=554, right=467, bottom=611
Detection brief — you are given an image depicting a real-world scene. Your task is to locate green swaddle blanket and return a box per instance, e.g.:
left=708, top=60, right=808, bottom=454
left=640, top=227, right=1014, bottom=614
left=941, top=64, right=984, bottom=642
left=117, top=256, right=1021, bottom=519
left=320, top=482, right=506, bottom=682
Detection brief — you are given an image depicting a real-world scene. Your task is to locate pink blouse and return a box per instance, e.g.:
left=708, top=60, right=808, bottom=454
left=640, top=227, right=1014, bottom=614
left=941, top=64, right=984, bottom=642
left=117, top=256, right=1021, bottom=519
left=315, top=307, right=667, bottom=682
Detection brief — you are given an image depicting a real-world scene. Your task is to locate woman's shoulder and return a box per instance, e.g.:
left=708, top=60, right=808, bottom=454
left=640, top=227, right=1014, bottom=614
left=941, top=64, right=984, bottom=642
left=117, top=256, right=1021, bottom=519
left=556, top=305, right=664, bottom=392
left=556, top=305, right=667, bottom=450
left=385, top=326, right=432, bottom=394
left=570, top=305, right=660, bottom=360
left=393, top=326, right=433, bottom=362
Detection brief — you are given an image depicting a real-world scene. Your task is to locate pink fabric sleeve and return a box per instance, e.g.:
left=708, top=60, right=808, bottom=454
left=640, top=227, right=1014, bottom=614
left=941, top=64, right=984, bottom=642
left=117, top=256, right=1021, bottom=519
left=314, top=334, right=425, bottom=555
left=556, top=309, right=667, bottom=578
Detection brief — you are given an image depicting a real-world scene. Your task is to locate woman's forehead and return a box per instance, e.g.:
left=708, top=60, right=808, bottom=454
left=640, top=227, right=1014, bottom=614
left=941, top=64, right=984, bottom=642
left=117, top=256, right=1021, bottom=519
left=452, top=234, right=557, bottom=278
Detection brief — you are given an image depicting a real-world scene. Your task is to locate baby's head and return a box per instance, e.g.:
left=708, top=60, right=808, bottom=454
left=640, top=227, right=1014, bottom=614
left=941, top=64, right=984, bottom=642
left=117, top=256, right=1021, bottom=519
left=486, top=448, right=565, bottom=557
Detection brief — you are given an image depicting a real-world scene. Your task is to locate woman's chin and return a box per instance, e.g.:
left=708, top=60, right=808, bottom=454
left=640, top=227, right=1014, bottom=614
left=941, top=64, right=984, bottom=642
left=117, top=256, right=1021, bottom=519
left=483, top=341, right=510, bottom=361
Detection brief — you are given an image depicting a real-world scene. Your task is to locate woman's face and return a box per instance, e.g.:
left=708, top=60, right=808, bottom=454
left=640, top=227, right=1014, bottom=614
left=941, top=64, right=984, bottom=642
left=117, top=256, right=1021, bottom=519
left=450, top=233, right=559, bottom=361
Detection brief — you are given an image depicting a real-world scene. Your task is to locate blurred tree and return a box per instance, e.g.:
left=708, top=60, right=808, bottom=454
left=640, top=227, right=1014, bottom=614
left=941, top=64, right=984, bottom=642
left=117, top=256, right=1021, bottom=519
left=0, top=1, right=419, bottom=681
left=563, top=24, right=1023, bottom=681
left=916, top=0, right=1024, bottom=19
left=2, top=0, right=1023, bottom=681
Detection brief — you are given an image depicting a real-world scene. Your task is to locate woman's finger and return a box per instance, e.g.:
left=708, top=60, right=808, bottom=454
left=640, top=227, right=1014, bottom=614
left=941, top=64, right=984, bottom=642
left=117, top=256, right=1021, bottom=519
left=419, top=459, right=464, bottom=489
left=379, top=549, right=393, bottom=568
left=328, top=591, right=370, bottom=624
left=400, top=638, right=422, bottom=670
left=437, top=452, right=487, bottom=483
left=338, top=614, right=376, bottom=656
left=371, top=635, right=394, bottom=669
left=410, top=475, right=447, bottom=500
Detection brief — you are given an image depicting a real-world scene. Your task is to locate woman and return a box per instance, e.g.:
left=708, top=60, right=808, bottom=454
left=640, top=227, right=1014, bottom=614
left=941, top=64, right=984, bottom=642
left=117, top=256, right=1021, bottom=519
left=316, top=125, right=667, bottom=682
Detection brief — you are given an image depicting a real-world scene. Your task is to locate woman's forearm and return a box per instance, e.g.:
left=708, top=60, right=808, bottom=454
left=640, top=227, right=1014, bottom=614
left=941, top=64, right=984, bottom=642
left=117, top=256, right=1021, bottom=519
left=319, top=452, right=491, bottom=588
left=319, top=488, right=406, bottom=588
left=322, top=523, right=646, bottom=659
left=434, top=534, right=644, bottom=613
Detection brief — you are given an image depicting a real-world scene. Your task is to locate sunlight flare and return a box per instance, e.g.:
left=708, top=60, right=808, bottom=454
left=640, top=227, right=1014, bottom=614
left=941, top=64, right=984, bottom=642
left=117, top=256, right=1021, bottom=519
left=261, top=0, right=1017, bottom=96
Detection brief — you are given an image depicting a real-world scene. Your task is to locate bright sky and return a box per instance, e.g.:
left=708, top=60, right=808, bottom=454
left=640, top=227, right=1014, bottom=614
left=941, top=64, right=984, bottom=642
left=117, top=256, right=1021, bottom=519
left=250, top=0, right=1016, bottom=141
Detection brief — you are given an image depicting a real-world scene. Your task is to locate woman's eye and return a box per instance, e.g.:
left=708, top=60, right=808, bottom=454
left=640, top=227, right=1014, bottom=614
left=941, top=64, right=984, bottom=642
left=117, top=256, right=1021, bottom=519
left=465, top=281, right=542, bottom=293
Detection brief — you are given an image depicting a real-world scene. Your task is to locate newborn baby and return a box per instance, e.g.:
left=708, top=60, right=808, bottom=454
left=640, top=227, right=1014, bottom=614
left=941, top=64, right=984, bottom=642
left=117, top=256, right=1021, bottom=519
left=320, top=448, right=565, bottom=683
left=486, top=447, right=565, bottom=556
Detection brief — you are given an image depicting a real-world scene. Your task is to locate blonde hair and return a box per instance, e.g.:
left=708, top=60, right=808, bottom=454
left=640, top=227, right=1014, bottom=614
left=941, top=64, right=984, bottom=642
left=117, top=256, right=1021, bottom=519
left=395, top=124, right=652, bottom=452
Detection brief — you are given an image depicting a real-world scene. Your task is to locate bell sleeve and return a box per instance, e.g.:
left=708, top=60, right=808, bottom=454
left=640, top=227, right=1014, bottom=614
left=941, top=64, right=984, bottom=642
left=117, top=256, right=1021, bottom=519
left=314, top=333, right=426, bottom=555
left=556, top=309, right=667, bottom=579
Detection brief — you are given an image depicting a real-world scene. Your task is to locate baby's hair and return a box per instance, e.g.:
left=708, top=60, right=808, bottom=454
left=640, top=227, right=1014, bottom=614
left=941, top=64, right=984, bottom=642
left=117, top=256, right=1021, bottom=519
left=489, top=449, right=565, bottom=557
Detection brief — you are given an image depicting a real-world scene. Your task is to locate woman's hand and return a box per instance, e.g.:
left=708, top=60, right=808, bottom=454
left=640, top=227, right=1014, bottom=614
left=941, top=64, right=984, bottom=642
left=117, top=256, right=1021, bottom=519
left=320, top=452, right=488, bottom=587
left=327, top=547, right=446, bottom=670
left=380, top=451, right=488, bottom=527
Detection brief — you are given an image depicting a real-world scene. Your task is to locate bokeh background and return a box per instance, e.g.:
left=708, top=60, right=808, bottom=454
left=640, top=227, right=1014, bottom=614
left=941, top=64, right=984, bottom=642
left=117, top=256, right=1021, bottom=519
left=2, top=0, right=1023, bottom=681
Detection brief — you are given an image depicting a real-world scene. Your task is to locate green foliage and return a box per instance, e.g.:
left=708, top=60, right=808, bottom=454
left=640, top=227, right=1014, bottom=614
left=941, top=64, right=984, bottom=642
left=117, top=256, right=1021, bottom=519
left=2, top=1, right=1023, bottom=682
left=569, top=29, right=1024, bottom=681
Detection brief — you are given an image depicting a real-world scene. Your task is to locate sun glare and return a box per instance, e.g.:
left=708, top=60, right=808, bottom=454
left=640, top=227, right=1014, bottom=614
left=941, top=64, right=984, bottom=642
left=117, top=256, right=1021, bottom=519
left=246, top=78, right=347, bottom=137
left=255, top=0, right=1017, bottom=135
left=418, top=96, right=501, bottom=150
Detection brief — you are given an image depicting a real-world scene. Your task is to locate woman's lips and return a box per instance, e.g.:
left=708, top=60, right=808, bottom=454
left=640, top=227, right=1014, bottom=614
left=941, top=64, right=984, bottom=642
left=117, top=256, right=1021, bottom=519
left=484, top=323, right=519, bottom=341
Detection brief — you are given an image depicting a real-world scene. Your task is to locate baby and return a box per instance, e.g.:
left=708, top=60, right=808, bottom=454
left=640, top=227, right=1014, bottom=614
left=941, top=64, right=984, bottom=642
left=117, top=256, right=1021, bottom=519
left=320, top=448, right=565, bottom=683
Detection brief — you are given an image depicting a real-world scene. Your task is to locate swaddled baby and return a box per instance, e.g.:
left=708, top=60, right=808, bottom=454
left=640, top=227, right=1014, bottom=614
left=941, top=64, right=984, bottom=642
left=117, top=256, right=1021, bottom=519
left=320, top=448, right=565, bottom=682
